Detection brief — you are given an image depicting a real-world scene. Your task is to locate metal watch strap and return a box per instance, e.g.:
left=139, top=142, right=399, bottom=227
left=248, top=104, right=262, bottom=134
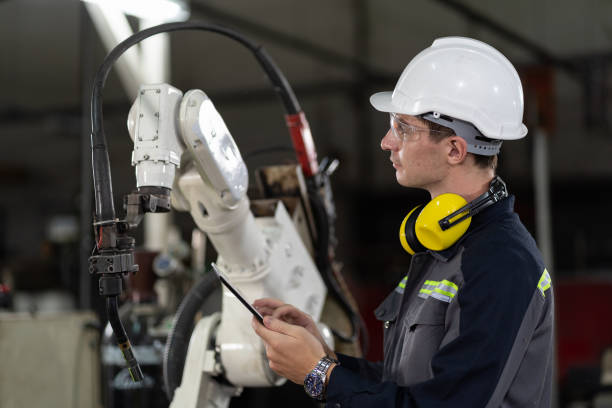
left=314, top=356, right=334, bottom=378
left=313, top=356, right=338, bottom=400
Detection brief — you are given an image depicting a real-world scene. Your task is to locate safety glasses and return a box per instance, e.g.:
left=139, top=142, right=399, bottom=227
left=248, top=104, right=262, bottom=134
left=389, top=113, right=445, bottom=143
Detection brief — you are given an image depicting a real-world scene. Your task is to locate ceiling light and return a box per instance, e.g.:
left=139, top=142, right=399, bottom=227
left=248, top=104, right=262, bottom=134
left=82, top=0, right=190, bottom=22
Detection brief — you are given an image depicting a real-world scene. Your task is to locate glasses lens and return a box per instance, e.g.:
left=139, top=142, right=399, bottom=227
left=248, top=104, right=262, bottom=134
left=389, top=114, right=427, bottom=142
left=389, top=114, right=403, bottom=141
left=390, top=114, right=411, bottom=142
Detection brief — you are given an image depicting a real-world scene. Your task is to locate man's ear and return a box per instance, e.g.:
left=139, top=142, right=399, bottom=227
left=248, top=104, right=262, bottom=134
left=446, top=136, right=468, bottom=165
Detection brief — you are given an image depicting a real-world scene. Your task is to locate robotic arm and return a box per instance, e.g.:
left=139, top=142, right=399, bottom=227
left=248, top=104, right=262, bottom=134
left=126, top=82, right=327, bottom=406
left=88, top=21, right=363, bottom=407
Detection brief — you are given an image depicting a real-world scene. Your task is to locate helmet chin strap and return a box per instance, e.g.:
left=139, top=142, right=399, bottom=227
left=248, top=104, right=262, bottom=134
left=438, top=176, right=508, bottom=231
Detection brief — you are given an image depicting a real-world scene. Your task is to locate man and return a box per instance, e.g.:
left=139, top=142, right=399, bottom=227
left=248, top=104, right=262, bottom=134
left=252, top=37, right=554, bottom=407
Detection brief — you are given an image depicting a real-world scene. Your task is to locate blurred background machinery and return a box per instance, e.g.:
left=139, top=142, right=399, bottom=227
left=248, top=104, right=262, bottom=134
left=2, top=0, right=612, bottom=407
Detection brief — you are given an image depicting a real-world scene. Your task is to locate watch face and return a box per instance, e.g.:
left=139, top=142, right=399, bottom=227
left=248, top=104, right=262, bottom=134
left=304, top=371, right=324, bottom=398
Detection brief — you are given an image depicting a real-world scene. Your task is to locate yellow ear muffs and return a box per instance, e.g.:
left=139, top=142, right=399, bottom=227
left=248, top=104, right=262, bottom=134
left=399, top=193, right=472, bottom=254
left=399, top=205, right=423, bottom=255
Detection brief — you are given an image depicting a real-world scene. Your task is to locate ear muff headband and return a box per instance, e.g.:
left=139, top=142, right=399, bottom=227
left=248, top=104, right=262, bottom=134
left=438, top=176, right=508, bottom=230
left=399, top=176, right=508, bottom=254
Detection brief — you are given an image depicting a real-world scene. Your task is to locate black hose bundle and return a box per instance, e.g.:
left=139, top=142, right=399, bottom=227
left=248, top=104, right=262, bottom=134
left=308, top=186, right=369, bottom=354
left=163, top=271, right=220, bottom=400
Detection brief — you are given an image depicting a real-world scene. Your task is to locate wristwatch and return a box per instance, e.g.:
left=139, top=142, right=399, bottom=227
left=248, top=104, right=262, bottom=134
left=303, top=356, right=338, bottom=400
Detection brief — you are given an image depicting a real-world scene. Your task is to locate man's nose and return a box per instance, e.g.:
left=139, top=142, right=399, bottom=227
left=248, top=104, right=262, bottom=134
left=381, top=129, right=398, bottom=151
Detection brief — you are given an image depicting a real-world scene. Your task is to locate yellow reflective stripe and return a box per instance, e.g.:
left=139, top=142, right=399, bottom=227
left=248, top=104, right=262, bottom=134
left=538, top=270, right=551, bottom=289
left=437, top=283, right=457, bottom=293
left=538, top=269, right=551, bottom=296
left=434, top=288, right=454, bottom=298
left=398, top=281, right=406, bottom=289
left=419, top=278, right=459, bottom=301
left=441, top=279, right=458, bottom=291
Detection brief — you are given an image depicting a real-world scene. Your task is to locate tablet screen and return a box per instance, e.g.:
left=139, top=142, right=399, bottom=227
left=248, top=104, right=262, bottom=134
left=211, top=262, right=264, bottom=324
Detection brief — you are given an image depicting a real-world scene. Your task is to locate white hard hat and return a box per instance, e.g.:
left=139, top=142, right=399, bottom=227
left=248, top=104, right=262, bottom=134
left=371, top=37, right=528, bottom=142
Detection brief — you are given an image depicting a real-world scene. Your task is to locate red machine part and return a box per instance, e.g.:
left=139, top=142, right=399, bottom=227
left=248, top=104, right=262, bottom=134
left=556, top=278, right=612, bottom=382
left=285, top=112, right=319, bottom=178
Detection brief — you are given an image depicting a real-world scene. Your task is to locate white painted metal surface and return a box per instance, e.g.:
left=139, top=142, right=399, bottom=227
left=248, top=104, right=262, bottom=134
left=87, top=4, right=179, bottom=253
left=123, top=84, right=327, bottom=404
left=171, top=87, right=326, bottom=394
left=215, top=202, right=326, bottom=387
left=170, top=313, right=238, bottom=408
left=127, top=83, right=185, bottom=189
left=179, top=89, right=249, bottom=208
left=178, top=169, right=267, bottom=268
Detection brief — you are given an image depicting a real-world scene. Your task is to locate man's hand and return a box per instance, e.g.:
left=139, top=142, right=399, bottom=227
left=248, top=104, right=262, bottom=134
left=252, top=315, right=327, bottom=384
left=253, top=298, right=336, bottom=359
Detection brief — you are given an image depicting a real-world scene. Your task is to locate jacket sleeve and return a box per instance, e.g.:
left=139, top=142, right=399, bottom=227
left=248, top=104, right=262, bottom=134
left=336, top=353, right=383, bottom=382
left=325, top=243, right=543, bottom=408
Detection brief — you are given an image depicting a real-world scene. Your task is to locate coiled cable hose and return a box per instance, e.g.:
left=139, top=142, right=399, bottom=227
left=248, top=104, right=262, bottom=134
left=308, top=187, right=369, bottom=354
left=163, top=271, right=220, bottom=401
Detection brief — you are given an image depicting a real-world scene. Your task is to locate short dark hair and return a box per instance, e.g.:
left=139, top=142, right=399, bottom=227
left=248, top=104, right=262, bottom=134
left=425, top=119, right=497, bottom=170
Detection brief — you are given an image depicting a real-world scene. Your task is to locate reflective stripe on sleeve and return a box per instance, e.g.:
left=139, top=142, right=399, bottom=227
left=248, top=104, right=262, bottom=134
left=537, top=268, right=552, bottom=297
left=418, top=279, right=458, bottom=302
left=430, top=291, right=452, bottom=302
left=395, top=276, right=408, bottom=294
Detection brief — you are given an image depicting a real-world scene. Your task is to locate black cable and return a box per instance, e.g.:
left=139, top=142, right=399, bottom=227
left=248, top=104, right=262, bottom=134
left=90, top=21, right=302, bottom=224
left=107, top=296, right=144, bottom=382
left=107, top=297, right=127, bottom=343
left=163, top=271, right=220, bottom=400
left=309, top=187, right=369, bottom=353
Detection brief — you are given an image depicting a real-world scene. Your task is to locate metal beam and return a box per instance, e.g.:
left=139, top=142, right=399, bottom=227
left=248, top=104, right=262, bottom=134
left=433, top=0, right=580, bottom=78
left=190, top=1, right=394, bottom=84
left=0, top=79, right=369, bottom=126
left=5, top=43, right=611, bottom=127
left=85, top=2, right=142, bottom=99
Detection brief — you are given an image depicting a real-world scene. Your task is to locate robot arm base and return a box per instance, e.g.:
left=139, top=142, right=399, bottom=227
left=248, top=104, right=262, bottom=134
left=170, top=313, right=241, bottom=408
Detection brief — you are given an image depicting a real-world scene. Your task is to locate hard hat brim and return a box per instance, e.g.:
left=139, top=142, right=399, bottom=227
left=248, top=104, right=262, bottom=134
left=370, top=91, right=396, bottom=113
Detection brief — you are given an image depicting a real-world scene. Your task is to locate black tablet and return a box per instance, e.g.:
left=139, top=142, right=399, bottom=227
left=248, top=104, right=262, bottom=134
left=211, top=262, right=264, bottom=324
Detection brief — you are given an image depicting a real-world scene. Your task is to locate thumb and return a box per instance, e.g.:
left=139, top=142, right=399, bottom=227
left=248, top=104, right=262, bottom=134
left=264, top=316, right=298, bottom=336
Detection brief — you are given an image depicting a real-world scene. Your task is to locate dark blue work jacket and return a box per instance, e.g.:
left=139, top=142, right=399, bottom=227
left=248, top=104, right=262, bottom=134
left=326, top=196, right=554, bottom=408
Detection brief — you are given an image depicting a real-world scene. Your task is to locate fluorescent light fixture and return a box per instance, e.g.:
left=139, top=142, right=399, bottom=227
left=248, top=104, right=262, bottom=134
left=82, top=0, right=190, bottom=22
